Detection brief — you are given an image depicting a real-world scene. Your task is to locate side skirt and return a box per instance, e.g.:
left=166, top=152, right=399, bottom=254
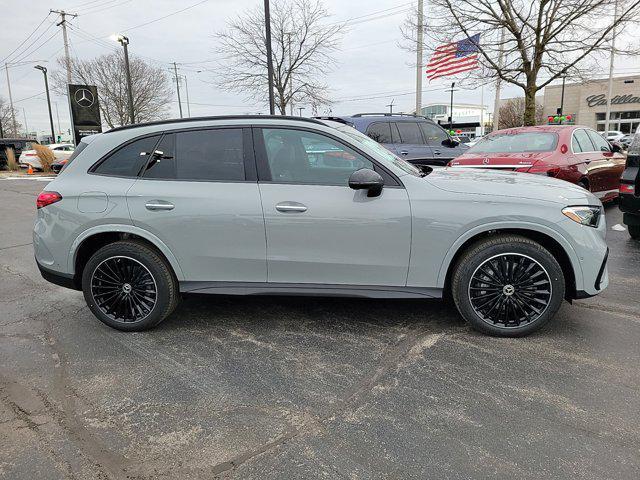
left=180, top=281, right=443, bottom=299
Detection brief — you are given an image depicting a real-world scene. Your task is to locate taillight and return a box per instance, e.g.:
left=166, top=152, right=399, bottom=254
left=620, top=182, right=635, bottom=195
left=36, top=191, right=62, bottom=209
left=526, top=164, right=561, bottom=177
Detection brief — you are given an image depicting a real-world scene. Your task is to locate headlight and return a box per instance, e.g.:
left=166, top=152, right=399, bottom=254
left=562, top=206, right=602, bottom=228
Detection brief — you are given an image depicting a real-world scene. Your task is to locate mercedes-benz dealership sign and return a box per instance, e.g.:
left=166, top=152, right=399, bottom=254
left=68, top=84, right=102, bottom=145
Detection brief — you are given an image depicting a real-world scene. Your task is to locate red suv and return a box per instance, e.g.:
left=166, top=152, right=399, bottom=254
left=449, top=126, right=626, bottom=202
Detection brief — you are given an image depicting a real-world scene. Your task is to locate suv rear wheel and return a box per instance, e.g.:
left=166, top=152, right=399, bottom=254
left=451, top=235, right=565, bottom=337
left=81, top=240, right=179, bottom=331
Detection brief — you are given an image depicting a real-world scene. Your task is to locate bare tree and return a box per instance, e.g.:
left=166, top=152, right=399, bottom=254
left=52, top=52, right=172, bottom=128
left=498, top=97, right=545, bottom=129
left=401, top=0, right=640, bottom=125
left=0, top=96, right=23, bottom=137
left=215, top=0, right=343, bottom=115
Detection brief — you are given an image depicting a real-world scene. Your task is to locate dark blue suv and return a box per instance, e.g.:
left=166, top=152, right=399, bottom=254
left=317, top=113, right=468, bottom=167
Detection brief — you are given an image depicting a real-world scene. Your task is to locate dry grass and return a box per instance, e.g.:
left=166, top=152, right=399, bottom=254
left=33, top=144, right=55, bottom=172
left=5, top=148, right=19, bottom=171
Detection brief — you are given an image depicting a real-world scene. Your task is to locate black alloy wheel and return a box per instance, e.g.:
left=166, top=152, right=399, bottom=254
left=468, top=253, right=552, bottom=329
left=90, top=256, right=158, bottom=323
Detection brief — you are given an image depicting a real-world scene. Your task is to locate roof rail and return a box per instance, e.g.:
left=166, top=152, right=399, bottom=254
left=105, top=115, right=325, bottom=134
left=350, top=113, right=427, bottom=118
left=312, top=116, right=354, bottom=125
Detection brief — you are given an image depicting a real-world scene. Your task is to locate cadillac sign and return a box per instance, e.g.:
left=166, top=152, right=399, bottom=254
left=586, top=93, right=640, bottom=108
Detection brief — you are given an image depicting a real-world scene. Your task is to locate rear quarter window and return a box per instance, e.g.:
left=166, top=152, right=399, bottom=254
left=92, top=135, right=161, bottom=177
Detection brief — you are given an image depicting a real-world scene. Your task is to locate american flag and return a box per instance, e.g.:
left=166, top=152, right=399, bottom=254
left=426, top=34, right=480, bottom=81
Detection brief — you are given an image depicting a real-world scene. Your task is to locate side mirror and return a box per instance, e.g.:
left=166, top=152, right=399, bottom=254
left=349, top=168, right=384, bottom=197
left=610, top=142, right=622, bottom=153
left=443, top=137, right=459, bottom=147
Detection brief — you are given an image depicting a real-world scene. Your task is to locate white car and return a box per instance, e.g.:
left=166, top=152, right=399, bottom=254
left=603, top=130, right=625, bottom=142
left=19, top=143, right=75, bottom=170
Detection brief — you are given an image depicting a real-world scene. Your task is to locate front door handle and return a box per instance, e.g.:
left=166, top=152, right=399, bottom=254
left=145, top=200, right=174, bottom=211
left=399, top=150, right=409, bottom=155
left=433, top=149, right=442, bottom=155
left=276, top=201, right=307, bottom=213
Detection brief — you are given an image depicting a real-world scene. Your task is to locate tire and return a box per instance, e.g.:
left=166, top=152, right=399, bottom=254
left=81, top=240, right=179, bottom=331
left=629, top=224, right=640, bottom=240
left=451, top=235, right=565, bottom=337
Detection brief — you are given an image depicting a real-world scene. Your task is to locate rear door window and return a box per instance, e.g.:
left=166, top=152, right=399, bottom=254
left=175, top=129, right=245, bottom=181
left=143, top=133, right=176, bottom=179
left=396, top=122, right=424, bottom=144
left=586, top=129, right=612, bottom=152
left=572, top=129, right=595, bottom=153
left=93, top=135, right=160, bottom=177
left=365, top=122, right=392, bottom=143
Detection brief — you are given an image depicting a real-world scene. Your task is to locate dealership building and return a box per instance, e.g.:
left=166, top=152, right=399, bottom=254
left=543, top=75, right=640, bottom=133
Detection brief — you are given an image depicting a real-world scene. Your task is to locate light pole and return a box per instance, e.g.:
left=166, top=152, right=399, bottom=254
left=111, top=34, right=135, bottom=124
left=298, top=107, right=304, bottom=117
left=34, top=65, right=56, bottom=143
left=264, top=0, right=275, bottom=115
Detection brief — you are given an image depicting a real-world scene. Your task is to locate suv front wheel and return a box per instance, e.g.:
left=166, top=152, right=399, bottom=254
left=451, top=235, right=565, bottom=337
left=81, top=240, right=179, bottom=331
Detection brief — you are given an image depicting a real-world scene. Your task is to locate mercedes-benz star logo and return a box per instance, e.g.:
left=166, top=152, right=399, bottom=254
left=74, top=88, right=95, bottom=108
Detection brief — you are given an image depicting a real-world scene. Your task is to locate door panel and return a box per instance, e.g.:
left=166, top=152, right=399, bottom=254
left=259, top=184, right=411, bottom=285
left=393, top=122, right=433, bottom=162
left=127, top=180, right=266, bottom=282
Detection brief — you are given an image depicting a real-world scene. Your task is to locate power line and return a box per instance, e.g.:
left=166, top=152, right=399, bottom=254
left=0, top=13, right=52, bottom=64
left=121, top=0, right=210, bottom=33
left=80, top=0, right=134, bottom=15
left=3, top=18, right=57, bottom=65
left=9, top=29, right=60, bottom=65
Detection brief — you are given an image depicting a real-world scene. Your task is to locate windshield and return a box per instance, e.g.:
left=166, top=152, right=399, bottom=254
left=468, top=132, right=558, bottom=154
left=334, top=124, right=424, bottom=176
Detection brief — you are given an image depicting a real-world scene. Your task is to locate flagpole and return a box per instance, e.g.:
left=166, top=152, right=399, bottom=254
left=480, top=84, right=484, bottom=136
left=415, top=0, right=424, bottom=115
left=604, top=0, right=620, bottom=135
left=492, top=27, right=506, bottom=132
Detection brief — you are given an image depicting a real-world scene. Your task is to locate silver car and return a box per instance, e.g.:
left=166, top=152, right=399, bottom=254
left=34, top=116, right=609, bottom=337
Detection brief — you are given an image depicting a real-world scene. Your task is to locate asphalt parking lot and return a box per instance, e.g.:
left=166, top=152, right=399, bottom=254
left=1, top=176, right=639, bottom=480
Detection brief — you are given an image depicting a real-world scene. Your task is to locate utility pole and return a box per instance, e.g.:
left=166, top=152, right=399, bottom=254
left=23, top=108, right=29, bottom=137
left=415, top=0, right=424, bottom=115
left=287, top=32, right=294, bottom=116
left=604, top=0, right=620, bottom=135
left=492, top=27, right=506, bottom=132
left=298, top=107, right=304, bottom=117
left=264, top=0, right=275, bottom=115
left=386, top=99, right=395, bottom=114
left=0, top=117, right=4, bottom=138
left=181, top=75, right=191, bottom=117
left=35, top=65, right=55, bottom=142
left=50, top=10, right=77, bottom=84
left=5, top=64, right=17, bottom=134
left=54, top=102, right=61, bottom=138
left=173, top=62, right=183, bottom=118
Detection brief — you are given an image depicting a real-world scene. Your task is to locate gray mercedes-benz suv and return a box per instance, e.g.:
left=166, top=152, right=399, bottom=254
left=34, top=116, right=609, bottom=336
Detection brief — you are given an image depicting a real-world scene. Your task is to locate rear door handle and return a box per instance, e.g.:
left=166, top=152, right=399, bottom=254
left=145, top=200, right=174, bottom=211
left=433, top=150, right=442, bottom=155
left=399, top=150, right=409, bottom=155
left=276, top=201, right=307, bottom=213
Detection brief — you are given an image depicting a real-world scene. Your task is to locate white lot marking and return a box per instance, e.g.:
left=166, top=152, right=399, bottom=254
left=612, top=224, right=627, bottom=232
left=1, top=176, right=56, bottom=182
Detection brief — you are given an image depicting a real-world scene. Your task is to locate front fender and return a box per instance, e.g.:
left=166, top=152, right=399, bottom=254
left=67, top=224, right=186, bottom=281
left=435, top=220, right=584, bottom=291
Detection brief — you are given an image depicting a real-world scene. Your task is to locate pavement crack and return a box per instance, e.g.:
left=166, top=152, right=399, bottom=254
left=0, top=241, right=32, bottom=251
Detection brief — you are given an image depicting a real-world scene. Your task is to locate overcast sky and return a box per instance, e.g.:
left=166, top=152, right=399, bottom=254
left=2, top=0, right=639, bottom=134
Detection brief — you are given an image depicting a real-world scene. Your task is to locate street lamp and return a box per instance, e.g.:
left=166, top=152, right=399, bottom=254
left=111, top=34, right=135, bottom=124
left=34, top=65, right=56, bottom=143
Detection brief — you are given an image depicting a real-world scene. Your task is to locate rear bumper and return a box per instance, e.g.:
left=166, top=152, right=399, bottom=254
left=36, top=259, right=79, bottom=290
